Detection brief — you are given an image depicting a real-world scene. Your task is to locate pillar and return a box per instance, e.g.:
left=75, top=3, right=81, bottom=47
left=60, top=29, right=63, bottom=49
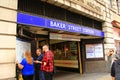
left=0, top=0, right=18, bottom=80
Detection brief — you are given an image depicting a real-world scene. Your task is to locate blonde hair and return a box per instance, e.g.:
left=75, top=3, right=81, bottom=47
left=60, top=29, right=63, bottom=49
left=25, top=50, right=33, bottom=64
left=43, top=45, right=49, bottom=51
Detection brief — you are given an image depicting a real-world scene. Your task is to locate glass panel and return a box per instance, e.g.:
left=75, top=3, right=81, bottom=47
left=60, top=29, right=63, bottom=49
left=50, top=40, right=78, bottom=60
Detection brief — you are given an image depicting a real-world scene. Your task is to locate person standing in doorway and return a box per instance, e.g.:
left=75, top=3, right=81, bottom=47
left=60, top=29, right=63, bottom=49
left=34, top=48, right=44, bottom=80
left=41, top=45, right=54, bottom=80
left=16, top=50, right=34, bottom=80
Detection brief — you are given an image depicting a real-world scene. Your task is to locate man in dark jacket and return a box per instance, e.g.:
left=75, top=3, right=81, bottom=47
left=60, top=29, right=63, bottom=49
left=111, top=59, right=120, bottom=80
left=34, top=48, right=44, bottom=80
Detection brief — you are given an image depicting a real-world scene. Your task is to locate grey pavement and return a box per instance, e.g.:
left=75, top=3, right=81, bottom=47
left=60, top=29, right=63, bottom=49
left=53, top=71, right=111, bottom=80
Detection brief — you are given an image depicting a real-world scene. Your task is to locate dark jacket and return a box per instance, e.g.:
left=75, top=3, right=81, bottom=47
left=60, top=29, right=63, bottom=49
left=111, top=59, right=120, bottom=80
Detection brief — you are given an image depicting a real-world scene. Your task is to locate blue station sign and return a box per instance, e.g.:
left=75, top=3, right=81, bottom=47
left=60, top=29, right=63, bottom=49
left=17, top=13, right=104, bottom=37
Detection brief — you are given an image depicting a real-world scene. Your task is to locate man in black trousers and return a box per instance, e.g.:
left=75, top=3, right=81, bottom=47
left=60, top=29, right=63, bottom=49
left=34, top=48, right=44, bottom=80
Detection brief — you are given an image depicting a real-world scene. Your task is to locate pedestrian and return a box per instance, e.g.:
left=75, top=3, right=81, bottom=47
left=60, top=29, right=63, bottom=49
left=34, top=48, right=44, bottom=80
left=106, top=49, right=120, bottom=80
left=106, top=49, right=119, bottom=65
left=111, top=59, right=120, bottom=80
left=16, top=50, right=34, bottom=80
left=41, top=45, right=54, bottom=80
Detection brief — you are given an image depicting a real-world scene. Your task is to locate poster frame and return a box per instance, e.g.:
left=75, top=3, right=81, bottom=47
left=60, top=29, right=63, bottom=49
left=85, top=43, right=104, bottom=60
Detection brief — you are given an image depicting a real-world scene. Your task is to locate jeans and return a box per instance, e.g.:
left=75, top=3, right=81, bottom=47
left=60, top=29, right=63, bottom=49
left=22, top=75, right=33, bottom=80
left=44, top=71, right=53, bottom=80
left=39, top=70, right=45, bottom=80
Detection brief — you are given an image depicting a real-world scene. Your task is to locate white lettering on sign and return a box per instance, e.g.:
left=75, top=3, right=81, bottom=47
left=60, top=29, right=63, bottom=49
left=82, top=28, right=94, bottom=34
left=68, top=25, right=82, bottom=32
left=50, top=21, right=66, bottom=29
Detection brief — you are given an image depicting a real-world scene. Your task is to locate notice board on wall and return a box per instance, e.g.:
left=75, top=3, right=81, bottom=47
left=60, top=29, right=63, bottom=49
left=16, top=38, right=31, bottom=62
left=85, top=43, right=103, bottom=59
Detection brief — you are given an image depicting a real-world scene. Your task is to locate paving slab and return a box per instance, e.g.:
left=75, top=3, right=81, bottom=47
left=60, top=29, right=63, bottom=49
left=54, top=71, right=111, bottom=80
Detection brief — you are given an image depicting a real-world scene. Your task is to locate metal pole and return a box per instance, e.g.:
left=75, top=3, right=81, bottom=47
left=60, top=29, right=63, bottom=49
left=78, top=42, right=83, bottom=75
